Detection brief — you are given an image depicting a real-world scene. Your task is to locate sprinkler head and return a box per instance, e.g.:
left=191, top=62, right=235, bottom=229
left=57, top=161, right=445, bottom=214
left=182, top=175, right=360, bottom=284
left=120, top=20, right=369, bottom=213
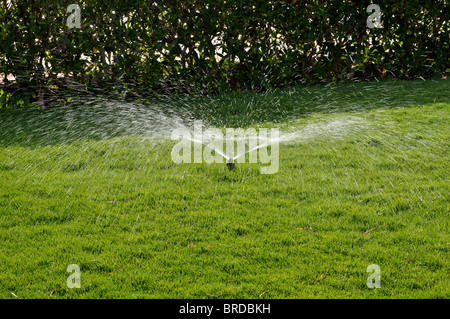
left=226, top=158, right=235, bottom=171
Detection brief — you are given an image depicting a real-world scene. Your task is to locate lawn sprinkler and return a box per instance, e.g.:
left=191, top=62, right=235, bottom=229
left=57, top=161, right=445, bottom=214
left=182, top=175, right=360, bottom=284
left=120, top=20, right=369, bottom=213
left=227, top=158, right=235, bottom=171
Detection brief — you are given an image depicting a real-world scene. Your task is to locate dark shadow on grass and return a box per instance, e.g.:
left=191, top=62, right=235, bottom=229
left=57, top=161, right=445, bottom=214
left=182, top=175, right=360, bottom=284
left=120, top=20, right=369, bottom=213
left=0, top=78, right=448, bottom=148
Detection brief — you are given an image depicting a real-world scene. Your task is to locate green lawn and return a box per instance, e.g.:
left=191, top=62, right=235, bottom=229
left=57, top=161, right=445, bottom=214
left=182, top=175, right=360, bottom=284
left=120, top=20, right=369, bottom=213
left=0, top=79, right=448, bottom=298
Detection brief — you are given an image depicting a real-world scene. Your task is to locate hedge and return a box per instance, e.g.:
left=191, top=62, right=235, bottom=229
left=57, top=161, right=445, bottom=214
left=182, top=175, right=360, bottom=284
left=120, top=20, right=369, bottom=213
left=0, top=0, right=448, bottom=107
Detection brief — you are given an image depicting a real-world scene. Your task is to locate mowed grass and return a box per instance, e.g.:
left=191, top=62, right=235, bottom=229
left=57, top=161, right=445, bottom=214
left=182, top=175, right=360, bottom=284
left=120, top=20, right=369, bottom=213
left=0, top=79, right=448, bottom=299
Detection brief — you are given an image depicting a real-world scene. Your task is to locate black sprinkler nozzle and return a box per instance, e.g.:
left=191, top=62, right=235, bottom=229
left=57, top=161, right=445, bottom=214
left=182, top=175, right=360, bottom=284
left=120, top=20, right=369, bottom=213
left=227, top=158, right=235, bottom=170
